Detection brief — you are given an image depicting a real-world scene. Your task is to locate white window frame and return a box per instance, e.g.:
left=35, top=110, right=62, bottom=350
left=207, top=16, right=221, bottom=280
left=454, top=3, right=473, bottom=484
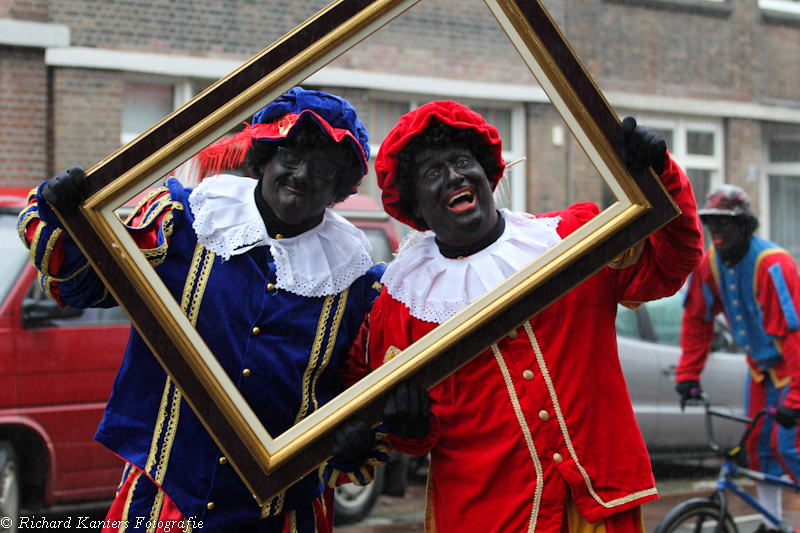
left=758, top=0, right=800, bottom=15
left=759, top=133, right=800, bottom=241
left=120, top=77, right=196, bottom=145
left=632, top=114, right=725, bottom=193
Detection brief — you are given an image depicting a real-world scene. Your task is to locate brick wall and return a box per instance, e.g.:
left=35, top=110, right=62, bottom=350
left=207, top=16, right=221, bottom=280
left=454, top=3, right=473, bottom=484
left=0, top=46, right=48, bottom=187
left=0, top=0, right=48, bottom=20
left=51, top=68, right=123, bottom=173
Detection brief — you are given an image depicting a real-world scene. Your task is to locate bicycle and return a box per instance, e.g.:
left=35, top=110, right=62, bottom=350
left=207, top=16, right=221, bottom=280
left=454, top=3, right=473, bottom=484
left=655, top=393, right=800, bottom=533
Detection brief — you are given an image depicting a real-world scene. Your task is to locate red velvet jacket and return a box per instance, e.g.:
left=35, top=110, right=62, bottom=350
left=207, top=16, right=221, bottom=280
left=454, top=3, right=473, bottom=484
left=353, top=156, right=703, bottom=532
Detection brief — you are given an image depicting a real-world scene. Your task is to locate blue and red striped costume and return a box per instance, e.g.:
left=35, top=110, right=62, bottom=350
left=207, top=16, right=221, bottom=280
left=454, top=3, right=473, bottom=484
left=676, top=236, right=800, bottom=478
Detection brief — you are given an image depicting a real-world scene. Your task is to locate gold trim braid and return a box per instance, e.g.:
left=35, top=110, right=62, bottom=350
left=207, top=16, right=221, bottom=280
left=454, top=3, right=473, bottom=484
left=523, top=322, right=658, bottom=508
left=491, top=343, right=543, bottom=533
left=311, top=288, right=350, bottom=411
left=295, top=295, right=335, bottom=425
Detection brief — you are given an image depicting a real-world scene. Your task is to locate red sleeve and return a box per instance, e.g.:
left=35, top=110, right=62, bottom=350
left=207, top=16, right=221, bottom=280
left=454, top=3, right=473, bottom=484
left=612, top=153, right=704, bottom=304
left=366, top=292, right=442, bottom=456
left=676, top=256, right=721, bottom=382
left=757, top=254, right=800, bottom=408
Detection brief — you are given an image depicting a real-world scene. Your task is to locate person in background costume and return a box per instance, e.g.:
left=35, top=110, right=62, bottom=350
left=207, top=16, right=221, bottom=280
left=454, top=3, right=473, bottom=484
left=17, top=87, right=391, bottom=533
left=349, top=101, right=704, bottom=533
left=675, top=184, right=800, bottom=533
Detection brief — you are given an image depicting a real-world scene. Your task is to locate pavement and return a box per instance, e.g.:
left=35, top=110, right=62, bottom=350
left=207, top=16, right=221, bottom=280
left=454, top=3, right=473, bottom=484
left=338, top=475, right=800, bottom=533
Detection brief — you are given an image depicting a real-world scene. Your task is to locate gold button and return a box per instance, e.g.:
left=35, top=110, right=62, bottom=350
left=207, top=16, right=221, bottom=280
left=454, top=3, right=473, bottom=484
left=252, top=327, right=260, bottom=335
left=275, top=234, right=283, bottom=239
left=729, top=268, right=735, bottom=275
left=745, top=345, right=751, bottom=351
left=553, top=453, right=563, bottom=463
left=242, top=368, right=251, bottom=378
left=523, top=370, right=534, bottom=380
left=740, top=330, right=746, bottom=337
left=730, top=284, right=736, bottom=291
left=508, top=330, right=518, bottom=340
left=737, top=315, right=743, bottom=321
left=733, top=300, right=739, bottom=306
left=267, top=283, right=275, bottom=291
left=219, top=456, right=227, bottom=465
left=207, top=502, right=215, bottom=510
left=539, top=410, right=549, bottom=421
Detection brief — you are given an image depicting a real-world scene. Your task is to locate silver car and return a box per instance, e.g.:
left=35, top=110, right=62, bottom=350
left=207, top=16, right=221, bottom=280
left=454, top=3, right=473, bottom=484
left=617, top=290, right=749, bottom=459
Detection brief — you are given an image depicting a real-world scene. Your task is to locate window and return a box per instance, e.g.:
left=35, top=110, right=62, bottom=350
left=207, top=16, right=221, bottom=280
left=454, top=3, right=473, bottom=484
left=765, top=136, right=800, bottom=260
left=758, top=0, right=800, bottom=15
left=121, top=82, right=174, bottom=145
left=641, top=117, right=724, bottom=209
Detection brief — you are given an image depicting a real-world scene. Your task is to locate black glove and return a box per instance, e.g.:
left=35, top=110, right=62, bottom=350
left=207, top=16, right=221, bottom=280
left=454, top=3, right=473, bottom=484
left=775, top=406, right=800, bottom=429
left=331, top=419, right=375, bottom=465
left=40, top=166, right=89, bottom=215
left=675, top=380, right=701, bottom=411
left=618, top=117, right=667, bottom=176
left=383, top=381, right=431, bottom=439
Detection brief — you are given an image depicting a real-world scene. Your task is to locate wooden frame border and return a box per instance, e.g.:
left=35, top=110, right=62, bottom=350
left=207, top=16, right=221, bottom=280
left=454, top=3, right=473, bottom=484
left=54, top=0, right=679, bottom=502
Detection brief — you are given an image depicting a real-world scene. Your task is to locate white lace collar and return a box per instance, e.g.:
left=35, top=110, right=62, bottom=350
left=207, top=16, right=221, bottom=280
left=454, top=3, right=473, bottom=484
left=188, top=174, right=374, bottom=298
left=381, top=209, right=562, bottom=324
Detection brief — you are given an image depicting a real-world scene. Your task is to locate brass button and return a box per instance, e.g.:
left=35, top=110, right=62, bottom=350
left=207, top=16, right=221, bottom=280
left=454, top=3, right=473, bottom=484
left=737, top=315, right=743, bottom=321
left=267, top=283, right=275, bottom=291
left=730, top=284, right=736, bottom=291
left=508, top=330, right=518, bottom=340
left=523, top=370, right=534, bottom=381
left=242, top=368, right=251, bottom=378
left=207, top=502, right=215, bottom=510
left=275, top=234, right=283, bottom=240
left=729, top=268, right=735, bottom=275
left=219, top=456, right=227, bottom=465
left=740, top=330, right=746, bottom=337
left=745, top=345, right=751, bottom=351
left=733, top=300, right=739, bottom=306
left=539, top=410, right=549, bottom=421
left=553, top=453, right=563, bottom=463
left=252, top=327, right=260, bottom=335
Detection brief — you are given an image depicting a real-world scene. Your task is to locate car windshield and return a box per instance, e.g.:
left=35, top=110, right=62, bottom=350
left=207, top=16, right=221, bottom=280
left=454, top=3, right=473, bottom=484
left=0, top=212, right=31, bottom=305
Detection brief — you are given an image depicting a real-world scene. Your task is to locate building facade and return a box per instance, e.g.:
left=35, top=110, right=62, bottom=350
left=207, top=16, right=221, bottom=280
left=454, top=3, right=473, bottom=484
left=2, top=0, right=800, bottom=256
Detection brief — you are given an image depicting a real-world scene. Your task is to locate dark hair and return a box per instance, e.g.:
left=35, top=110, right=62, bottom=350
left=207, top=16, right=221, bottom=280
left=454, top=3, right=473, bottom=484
left=245, top=120, right=362, bottom=205
left=394, top=121, right=500, bottom=230
left=700, top=213, right=760, bottom=235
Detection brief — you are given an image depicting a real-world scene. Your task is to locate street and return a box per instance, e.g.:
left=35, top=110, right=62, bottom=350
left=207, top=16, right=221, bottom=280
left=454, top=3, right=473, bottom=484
left=17, top=463, right=800, bottom=532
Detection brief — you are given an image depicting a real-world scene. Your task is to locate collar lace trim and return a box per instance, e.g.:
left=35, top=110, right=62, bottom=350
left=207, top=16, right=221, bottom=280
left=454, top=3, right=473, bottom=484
left=189, top=175, right=373, bottom=297
left=381, top=209, right=562, bottom=324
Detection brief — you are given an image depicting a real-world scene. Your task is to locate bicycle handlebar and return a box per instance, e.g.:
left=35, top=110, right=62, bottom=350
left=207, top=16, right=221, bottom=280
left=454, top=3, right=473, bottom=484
left=691, top=393, right=772, bottom=456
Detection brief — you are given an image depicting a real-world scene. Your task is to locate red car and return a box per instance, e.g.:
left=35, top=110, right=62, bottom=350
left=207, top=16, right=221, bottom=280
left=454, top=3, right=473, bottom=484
left=0, top=188, right=399, bottom=527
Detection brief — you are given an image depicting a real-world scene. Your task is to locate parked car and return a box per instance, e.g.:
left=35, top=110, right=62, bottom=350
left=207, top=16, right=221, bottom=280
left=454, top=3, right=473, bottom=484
left=0, top=188, right=401, bottom=528
left=617, top=289, right=749, bottom=460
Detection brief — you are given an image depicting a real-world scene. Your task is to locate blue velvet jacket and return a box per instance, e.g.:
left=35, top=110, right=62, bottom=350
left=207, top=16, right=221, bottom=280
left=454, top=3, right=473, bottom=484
left=18, top=178, right=388, bottom=532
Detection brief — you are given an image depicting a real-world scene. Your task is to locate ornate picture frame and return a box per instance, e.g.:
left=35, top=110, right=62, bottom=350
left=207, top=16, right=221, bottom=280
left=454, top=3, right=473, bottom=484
left=53, top=0, right=680, bottom=502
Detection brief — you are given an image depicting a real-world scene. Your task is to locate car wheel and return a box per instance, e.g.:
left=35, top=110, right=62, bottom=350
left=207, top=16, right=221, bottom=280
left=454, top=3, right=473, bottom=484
left=333, top=465, right=385, bottom=525
left=0, top=441, right=19, bottom=533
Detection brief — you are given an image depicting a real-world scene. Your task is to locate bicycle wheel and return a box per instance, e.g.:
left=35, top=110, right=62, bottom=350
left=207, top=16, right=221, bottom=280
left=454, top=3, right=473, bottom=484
left=655, top=498, right=738, bottom=533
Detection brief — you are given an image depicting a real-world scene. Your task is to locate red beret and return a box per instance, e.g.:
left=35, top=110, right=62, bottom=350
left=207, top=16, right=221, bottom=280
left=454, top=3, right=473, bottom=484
left=375, top=101, right=505, bottom=230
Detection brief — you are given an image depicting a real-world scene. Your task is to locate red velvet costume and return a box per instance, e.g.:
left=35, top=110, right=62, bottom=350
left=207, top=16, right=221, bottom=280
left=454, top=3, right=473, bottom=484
left=358, top=155, right=703, bottom=533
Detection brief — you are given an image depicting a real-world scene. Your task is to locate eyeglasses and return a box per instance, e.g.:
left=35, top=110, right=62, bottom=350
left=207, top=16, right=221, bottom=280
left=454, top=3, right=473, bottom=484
left=276, top=147, right=339, bottom=180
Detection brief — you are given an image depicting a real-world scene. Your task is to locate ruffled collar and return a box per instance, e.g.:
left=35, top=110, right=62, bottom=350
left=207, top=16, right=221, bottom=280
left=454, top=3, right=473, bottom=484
left=381, top=209, right=562, bottom=324
left=188, top=174, right=374, bottom=298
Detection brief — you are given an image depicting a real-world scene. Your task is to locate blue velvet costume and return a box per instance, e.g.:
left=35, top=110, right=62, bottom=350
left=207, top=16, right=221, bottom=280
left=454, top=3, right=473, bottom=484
left=18, top=87, right=390, bottom=533
left=18, top=177, right=387, bottom=532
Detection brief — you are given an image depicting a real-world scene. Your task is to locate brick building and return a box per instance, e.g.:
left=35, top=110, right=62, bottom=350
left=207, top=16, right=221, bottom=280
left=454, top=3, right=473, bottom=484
left=2, top=0, right=800, bottom=256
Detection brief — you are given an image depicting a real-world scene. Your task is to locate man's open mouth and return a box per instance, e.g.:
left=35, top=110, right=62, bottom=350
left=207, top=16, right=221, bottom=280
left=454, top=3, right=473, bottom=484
left=445, top=188, right=477, bottom=213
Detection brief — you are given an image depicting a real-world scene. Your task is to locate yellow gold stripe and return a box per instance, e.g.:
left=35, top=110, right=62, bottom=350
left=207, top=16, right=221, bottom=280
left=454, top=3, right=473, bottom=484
left=709, top=247, right=718, bottom=286
left=144, top=378, right=173, bottom=474
left=119, top=469, right=143, bottom=533
left=311, top=288, right=349, bottom=411
left=40, top=228, right=63, bottom=276
left=260, top=496, right=273, bottom=518
left=491, top=343, right=542, bottom=533
left=17, top=210, right=38, bottom=247
left=523, top=323, right=658, bottom=508
left=187, top=248, right=215, bottom=327
left=295, top=295, right=335, bottom=425
left=371, top=281, right=383, bottom=291
left=359, top=465, right=373, bottom=484
left=51, top=261, right=90, bottom=282
left=181, top=244, right=205, bottom=313
left=124, top=186, right=169, bottom=225
left=29, top=221, right=45, bottom=265
left=275, top=491, right=286, bottom=515
left=289, top=510, right=298, bottom=533
left=384, top=346, right=402, bottom=364
left=754, top=249, right=791, bottom=299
